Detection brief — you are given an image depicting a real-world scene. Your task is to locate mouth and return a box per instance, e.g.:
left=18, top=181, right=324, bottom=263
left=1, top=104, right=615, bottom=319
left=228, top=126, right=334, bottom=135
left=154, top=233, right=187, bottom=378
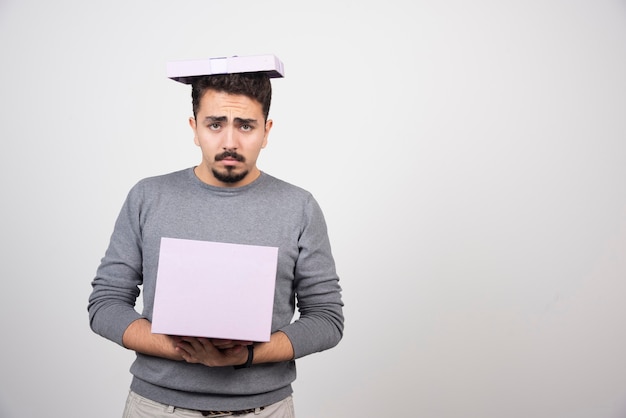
left=221, top=159, right=239, bottom=168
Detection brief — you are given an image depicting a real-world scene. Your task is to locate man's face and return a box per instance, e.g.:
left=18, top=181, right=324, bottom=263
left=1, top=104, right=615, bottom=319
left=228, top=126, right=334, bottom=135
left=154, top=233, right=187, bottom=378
left=189, top=90, right=273, bottom=187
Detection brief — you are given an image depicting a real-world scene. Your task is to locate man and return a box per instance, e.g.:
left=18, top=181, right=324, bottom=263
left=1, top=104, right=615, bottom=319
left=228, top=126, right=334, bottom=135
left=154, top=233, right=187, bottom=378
left=88, top=58, right=344, bottom=417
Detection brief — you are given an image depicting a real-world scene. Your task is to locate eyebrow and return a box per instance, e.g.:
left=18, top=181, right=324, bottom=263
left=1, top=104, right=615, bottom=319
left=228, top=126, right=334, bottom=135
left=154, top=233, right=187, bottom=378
left=203, top=116, right=258, bottom=125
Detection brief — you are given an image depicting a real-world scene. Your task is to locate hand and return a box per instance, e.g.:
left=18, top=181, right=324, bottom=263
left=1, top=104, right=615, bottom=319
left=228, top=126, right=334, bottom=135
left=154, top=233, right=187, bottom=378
left=210, top=338, right=253, bottom=350
left=173, top=336, right=250, bottom=367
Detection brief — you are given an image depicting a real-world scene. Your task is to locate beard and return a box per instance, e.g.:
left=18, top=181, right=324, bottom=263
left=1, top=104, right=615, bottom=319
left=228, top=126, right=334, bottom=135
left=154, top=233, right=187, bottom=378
left=211, top=167, right=249, bottom=183
left=212, top=150, right=248, bottom=183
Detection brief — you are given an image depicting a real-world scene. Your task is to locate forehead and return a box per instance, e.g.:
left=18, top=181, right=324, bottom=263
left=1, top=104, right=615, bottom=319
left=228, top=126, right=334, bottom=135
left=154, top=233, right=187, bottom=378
left=197, top=90, right=263, bottom=117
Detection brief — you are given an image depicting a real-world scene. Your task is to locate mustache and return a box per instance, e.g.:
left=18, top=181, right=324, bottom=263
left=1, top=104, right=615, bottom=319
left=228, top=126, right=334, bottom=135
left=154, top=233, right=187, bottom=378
left=215, top=150, right=245, bottom=162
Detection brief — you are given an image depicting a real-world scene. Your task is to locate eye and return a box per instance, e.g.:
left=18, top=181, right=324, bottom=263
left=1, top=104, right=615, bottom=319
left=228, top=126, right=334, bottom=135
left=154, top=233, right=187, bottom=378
left=240, top=124, right=253, bottom=132
left=208, top=123, right=221, bottom=131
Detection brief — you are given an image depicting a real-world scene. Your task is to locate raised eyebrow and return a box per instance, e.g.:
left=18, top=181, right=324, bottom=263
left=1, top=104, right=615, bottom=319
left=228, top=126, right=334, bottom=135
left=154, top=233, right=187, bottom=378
left=234, top=117, right=258, bottom=126
left=203, top=116, right=227, bottom=123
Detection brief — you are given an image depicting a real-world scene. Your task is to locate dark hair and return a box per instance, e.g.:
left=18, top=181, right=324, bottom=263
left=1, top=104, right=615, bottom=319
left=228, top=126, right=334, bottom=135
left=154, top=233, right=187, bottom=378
left=191, top=72, right=272, bottom=120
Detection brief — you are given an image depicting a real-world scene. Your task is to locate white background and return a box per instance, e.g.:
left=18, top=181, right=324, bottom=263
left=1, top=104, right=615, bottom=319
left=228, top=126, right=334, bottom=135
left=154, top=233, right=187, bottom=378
left=1, top=1, right=626, bottom=417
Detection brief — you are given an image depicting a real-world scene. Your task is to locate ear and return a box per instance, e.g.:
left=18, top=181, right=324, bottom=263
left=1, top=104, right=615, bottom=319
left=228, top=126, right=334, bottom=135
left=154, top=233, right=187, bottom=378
left=189, top=117, right=199, bottom=146
left=262, top=119, right=273, bottom=149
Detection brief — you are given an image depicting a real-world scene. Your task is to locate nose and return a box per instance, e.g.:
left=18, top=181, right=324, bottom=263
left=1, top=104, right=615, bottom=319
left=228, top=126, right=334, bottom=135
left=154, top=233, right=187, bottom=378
left=222, top=126, right=239, bottom=150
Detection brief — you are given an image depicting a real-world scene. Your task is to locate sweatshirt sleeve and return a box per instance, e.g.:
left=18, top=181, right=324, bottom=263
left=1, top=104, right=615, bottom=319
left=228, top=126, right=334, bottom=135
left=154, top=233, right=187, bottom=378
left=280, top=195, right=345, bottom=359
left=87, top=184, right=145, bottom=347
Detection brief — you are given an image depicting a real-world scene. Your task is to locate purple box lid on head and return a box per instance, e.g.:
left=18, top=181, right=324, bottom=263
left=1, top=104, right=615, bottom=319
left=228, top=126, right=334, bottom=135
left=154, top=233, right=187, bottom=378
left=167, top=54, right=285, bottom=84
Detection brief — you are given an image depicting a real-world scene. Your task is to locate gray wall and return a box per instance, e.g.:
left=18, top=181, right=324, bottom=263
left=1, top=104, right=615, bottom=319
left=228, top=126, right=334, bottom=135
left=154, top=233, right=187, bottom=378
left=1, top=1, right=626, bottom=417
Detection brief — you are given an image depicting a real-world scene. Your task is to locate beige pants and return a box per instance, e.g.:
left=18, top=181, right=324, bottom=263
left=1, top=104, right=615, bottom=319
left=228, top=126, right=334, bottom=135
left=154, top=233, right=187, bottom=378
left=123, top=391, right=295, bottom=418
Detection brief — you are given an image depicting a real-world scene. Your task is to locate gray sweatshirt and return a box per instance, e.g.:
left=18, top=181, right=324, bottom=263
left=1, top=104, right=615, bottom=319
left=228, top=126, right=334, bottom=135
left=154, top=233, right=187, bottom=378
left=88, top=168, right=344, bottom=411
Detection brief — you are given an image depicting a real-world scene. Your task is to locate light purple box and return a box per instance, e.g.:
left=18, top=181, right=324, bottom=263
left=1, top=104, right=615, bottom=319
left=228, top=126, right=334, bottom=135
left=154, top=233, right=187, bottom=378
left=151, top=237, right=278, bottom=342
left=167, top=54, right=284, bottom=84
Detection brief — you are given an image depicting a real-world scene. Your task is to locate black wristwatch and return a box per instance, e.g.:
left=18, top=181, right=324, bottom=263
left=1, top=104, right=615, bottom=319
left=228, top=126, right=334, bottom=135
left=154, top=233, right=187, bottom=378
left=233, top=344, right=254, bottom=369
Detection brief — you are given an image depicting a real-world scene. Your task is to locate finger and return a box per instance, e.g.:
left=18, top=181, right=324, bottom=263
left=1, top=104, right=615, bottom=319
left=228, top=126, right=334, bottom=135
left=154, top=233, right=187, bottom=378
left=175, top=340, right=194, bottom=355
left=224, top=344, right=247, bottom=355
left=211, top=339, right=253, bottom=349
left=177, top=347, right=205, bottom=365
left=179, top=337, right=206, bottom=351
left=211, top=339, right=235, bottom=349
